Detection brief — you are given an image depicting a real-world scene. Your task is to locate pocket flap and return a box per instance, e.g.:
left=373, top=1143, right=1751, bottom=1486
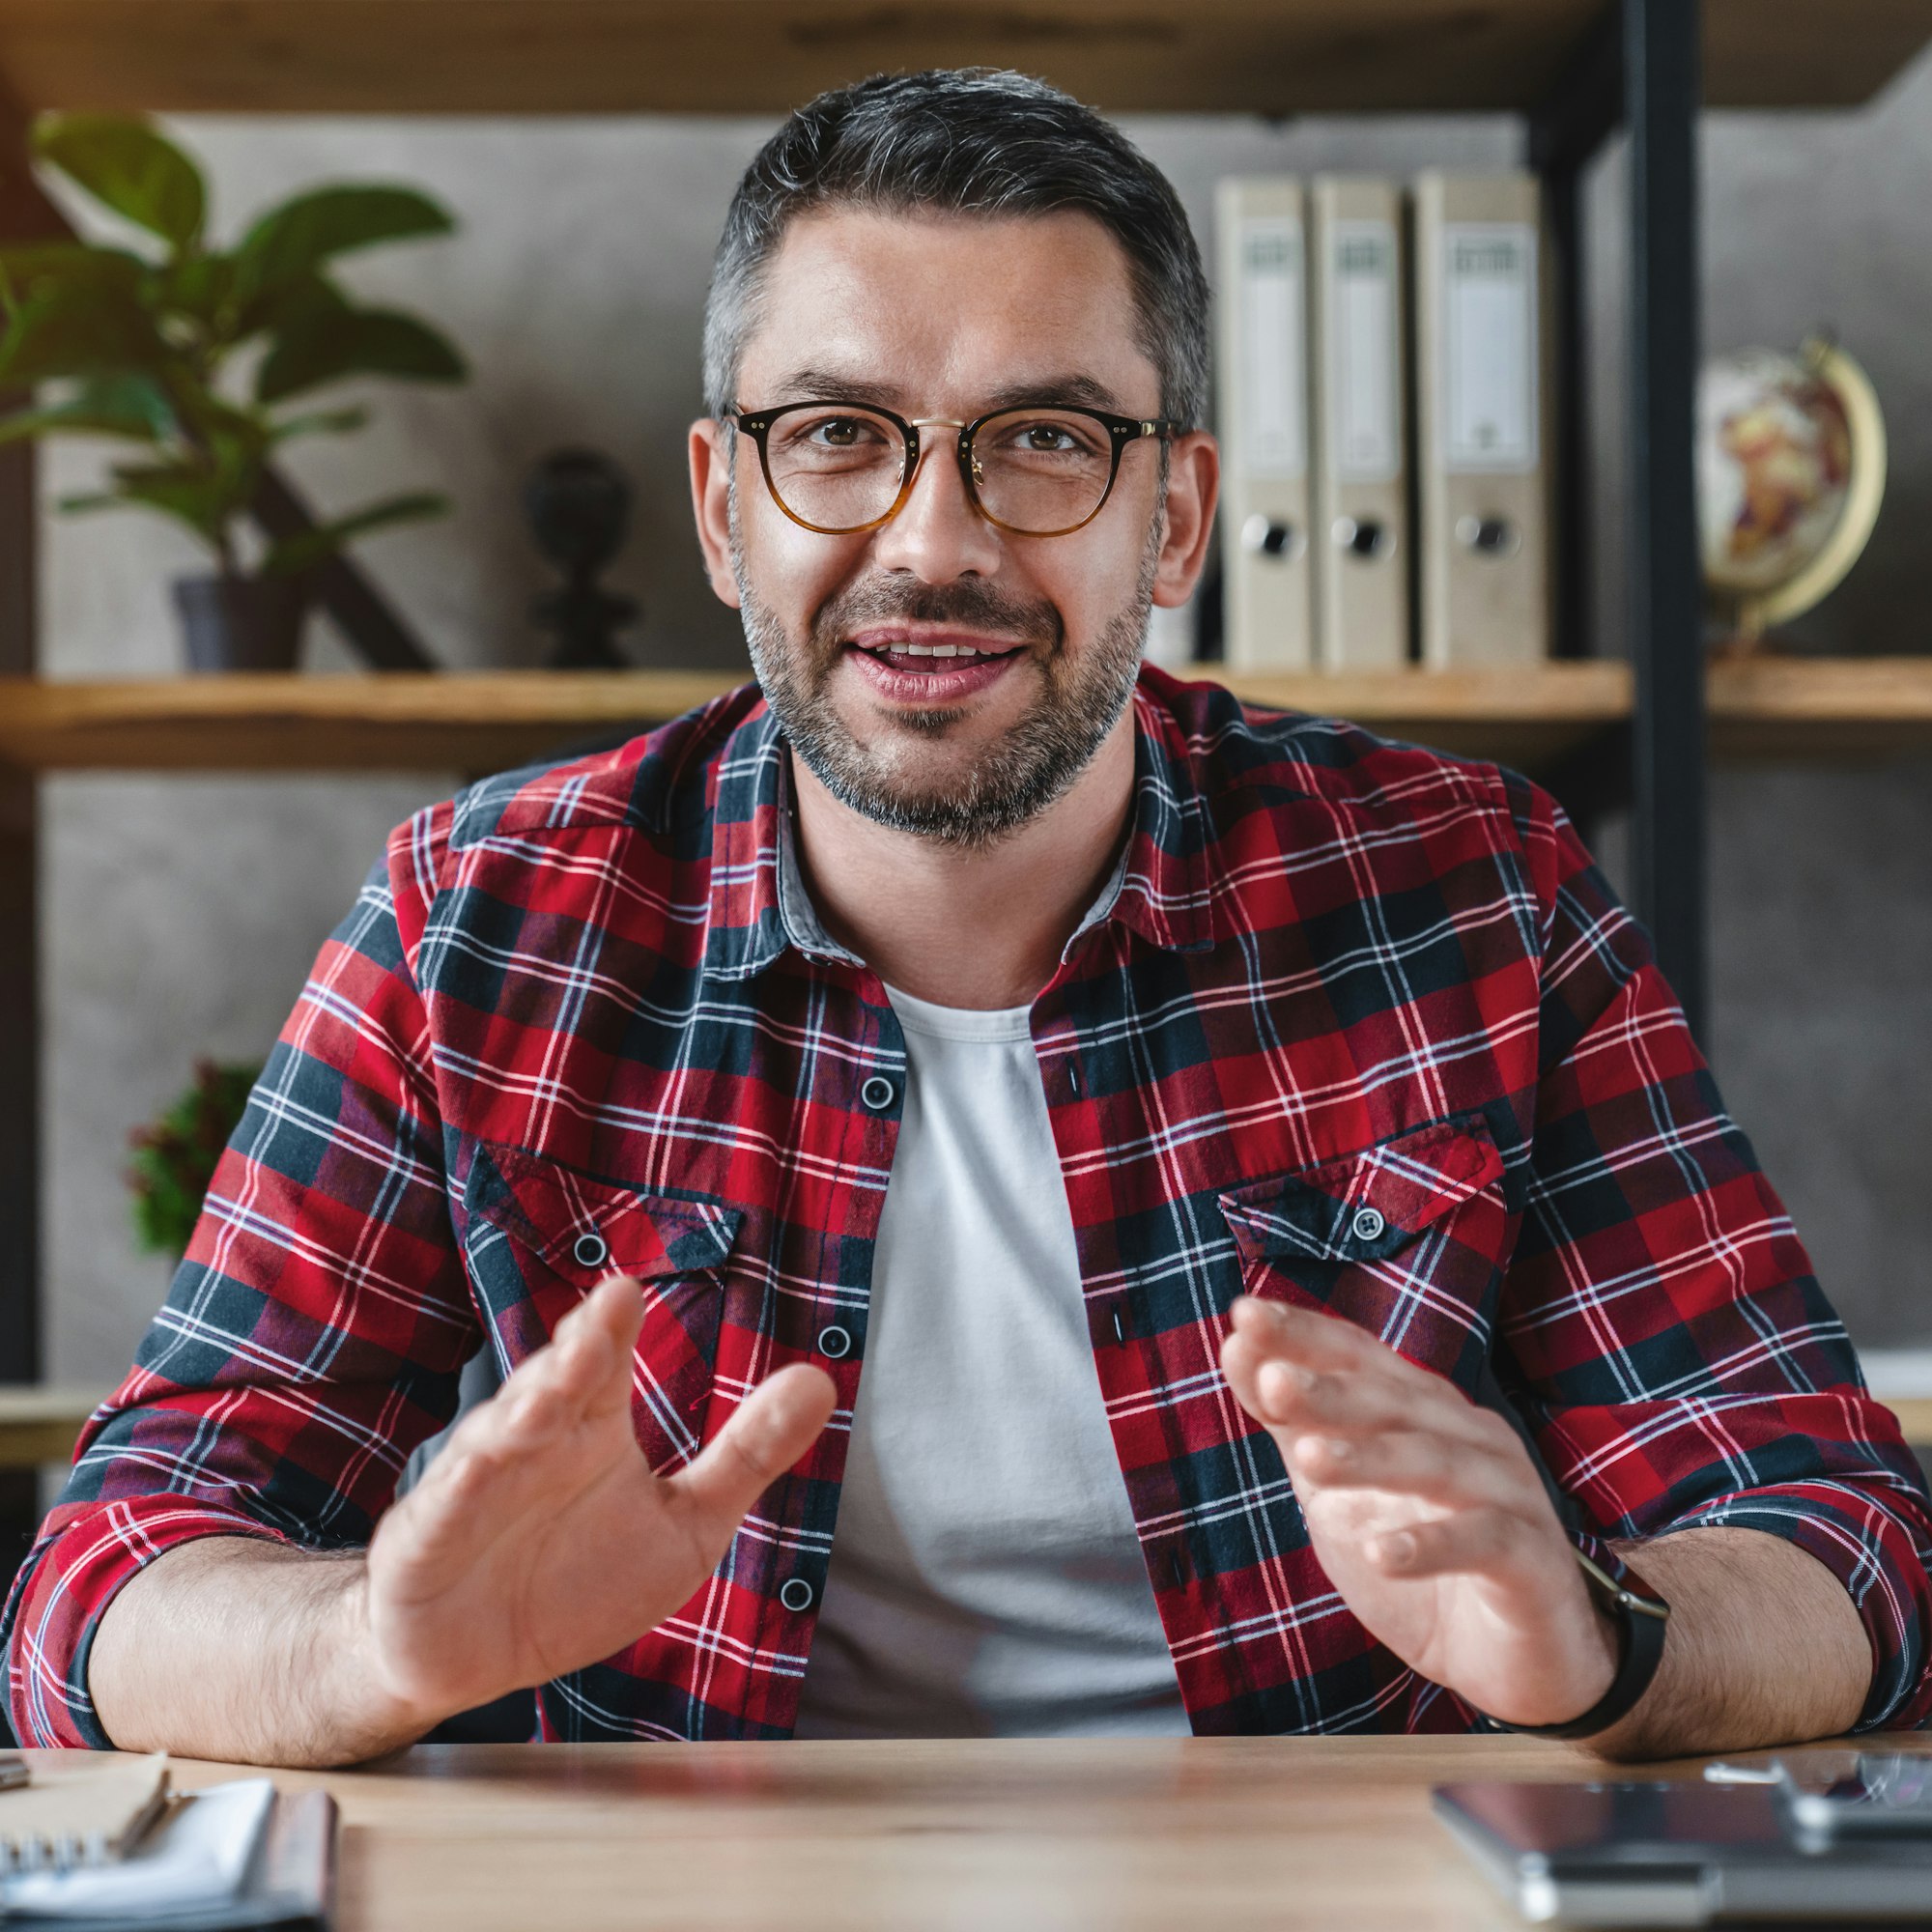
left=469, top=1143, right=742, bottom=1286
left=1218, top=1114, right=1504, bottom=1267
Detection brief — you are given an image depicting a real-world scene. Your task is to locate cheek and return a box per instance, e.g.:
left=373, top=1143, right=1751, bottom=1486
left=1042, top=529, right=1151, bottom=642
left=739, top=507, right=866, bottom=622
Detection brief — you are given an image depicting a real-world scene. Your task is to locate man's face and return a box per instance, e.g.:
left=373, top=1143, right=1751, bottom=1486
left=690, top=207, right=1214, bottom=850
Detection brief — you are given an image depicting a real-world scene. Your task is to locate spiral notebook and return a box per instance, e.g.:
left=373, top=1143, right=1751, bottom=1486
left=0, top=1755, right=334, bottom=1929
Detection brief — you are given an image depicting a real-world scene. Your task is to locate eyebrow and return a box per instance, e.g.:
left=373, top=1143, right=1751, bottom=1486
left=757, top=367, right=1131, bottom=415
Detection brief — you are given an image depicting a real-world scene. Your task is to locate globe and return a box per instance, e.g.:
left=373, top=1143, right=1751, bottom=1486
left=1695, top=339, right=1887, bottom=640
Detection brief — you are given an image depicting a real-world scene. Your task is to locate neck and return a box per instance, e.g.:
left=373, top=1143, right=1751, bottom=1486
left=788, top=708, right=1138, bottom=1010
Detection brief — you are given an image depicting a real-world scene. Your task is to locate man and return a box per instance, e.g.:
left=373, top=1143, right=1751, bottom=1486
left=8, top=70, right=1928, bottom=1766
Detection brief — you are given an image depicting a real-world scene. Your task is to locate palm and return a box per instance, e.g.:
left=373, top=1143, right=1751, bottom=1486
left=1220, top=1295, right=1615, bottom=1727
left=366, top=1278, right=834, bottom=1724
left=1294, top=1484, right=1550, bottom=1712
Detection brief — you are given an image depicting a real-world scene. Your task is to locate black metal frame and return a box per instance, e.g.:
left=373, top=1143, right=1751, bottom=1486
left=1529, top=0, right=1708, bottom=1044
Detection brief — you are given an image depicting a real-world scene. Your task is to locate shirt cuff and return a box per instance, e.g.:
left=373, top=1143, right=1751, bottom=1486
left=1653, top=1479, right=1932, bottom=1730
left=4, top=1496, right=290, bottom=1748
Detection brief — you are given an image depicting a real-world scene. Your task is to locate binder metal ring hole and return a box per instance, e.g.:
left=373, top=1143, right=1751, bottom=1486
left=1241, top=513, right=1303, bottom=562
left=1331, top=516, right=1393, bottom=561
left=1455, top=514, right=1520, bottom=558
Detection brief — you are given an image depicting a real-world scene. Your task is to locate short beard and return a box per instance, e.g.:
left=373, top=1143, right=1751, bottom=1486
left=731, top=484, right=1159, bottom=854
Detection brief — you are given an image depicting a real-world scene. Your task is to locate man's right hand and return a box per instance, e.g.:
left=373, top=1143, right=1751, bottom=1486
left=358, top=1274, right=837, bottom=1733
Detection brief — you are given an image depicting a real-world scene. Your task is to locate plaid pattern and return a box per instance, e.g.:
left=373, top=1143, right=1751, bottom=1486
left=10, top=665, right=1931, bottom=1746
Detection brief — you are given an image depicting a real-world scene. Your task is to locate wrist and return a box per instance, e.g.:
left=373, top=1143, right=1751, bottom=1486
left=327, top=1561, right=452, bottom=1758
left=1484, top=1548, right=1672, bottom=1743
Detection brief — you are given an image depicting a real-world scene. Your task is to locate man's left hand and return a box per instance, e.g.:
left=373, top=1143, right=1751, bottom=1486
left=1219, top=1293, right=1619, bottom=1728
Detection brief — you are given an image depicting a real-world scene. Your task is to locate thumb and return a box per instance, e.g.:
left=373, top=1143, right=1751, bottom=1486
left=661, top=1363, right=837, bottom=1566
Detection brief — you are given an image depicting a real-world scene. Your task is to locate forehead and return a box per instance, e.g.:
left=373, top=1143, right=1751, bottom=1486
left=738, top=205, right=1155, bottom=406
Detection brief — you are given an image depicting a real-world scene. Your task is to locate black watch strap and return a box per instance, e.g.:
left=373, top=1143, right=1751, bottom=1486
left=1483, top=1548, right=1671, bottom=1742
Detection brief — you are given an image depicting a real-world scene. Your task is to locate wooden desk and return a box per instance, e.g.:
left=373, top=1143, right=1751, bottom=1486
left=29, top=1735, right=1918, bottom=1932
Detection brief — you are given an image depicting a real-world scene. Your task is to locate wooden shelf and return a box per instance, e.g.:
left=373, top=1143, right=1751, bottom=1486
left=0, top=0, right=1923, bottom=117
left=0, top=664, right=1626, bottom=775
left=0, top=1386, right=101, bottom=1469
left=0, top=669, right=743, bottom=774
left=1706, top=653, right=1932, bottom=760
left=2, top=658, right=1928, bottom=776
left=1885, top=1398, right=1932, bottom=1449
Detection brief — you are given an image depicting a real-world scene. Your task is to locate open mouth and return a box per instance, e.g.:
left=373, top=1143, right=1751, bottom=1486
left=842, top=636, right=1027, bottom=701
left=849, top=639, right=1023, bottom=672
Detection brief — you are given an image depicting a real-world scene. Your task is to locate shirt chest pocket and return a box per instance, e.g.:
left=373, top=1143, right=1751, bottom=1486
left=463, top=1142, right=745, bottom=1473
left=1216, top=1114, right=1512, bottom=1391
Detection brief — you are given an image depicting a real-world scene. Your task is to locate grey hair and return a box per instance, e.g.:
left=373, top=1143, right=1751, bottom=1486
left=702, top=68, right=1209, bottom=430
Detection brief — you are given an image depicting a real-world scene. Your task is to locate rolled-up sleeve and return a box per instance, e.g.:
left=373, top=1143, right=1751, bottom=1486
left=3, top=807, right=478, bottom=1747
left=1500, top=780, right=1932, bottom=1730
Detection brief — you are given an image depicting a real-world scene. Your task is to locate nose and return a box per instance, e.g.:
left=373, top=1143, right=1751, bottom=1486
left=868, top=426, right=1004, bottom=582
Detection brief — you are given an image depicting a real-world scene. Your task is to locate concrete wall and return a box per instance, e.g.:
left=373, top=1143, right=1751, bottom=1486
left=38, top=56, right=1932, bottom=1384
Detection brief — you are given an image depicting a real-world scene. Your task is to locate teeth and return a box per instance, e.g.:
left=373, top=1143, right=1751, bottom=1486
left=870, top=642, right=991, bottom=661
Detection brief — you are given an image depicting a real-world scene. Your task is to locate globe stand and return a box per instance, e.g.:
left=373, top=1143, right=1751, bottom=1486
left=525, top=448, right=638, bottom=669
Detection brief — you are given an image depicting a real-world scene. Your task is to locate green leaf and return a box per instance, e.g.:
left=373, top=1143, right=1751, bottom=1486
left=234, top=185, right=454, bottom=303
left=232, top=267, right=350, bottom=346
left=161, top=251, right=237, bottom=327
left=107, top=459, right=235, bottom=541
left=260, top=490, right=447, bottom=577
left=170, top=384, right=268, bottom=455
left=53, top=491, right=123, bottom=514
left=267, top=405, right=369, bottom=444
left=0, top=243, right=148, bottom=317
left=0, top=372, right=174, bottom=445
left=0, top=288, right=170, bottom=384
left=33, top=115, right=206, bottom=250
left=255, top=306, right=467, bottom=404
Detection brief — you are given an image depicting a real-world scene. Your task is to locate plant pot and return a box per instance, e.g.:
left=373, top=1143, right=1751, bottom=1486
left=172, top=574, right=310, bottom=673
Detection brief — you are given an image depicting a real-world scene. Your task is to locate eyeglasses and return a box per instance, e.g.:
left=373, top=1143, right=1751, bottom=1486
left=727, top=399, right=1179, bottom=538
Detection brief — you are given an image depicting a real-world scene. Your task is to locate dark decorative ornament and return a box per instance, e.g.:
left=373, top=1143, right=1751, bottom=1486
left=525, top=448, right=639, bottom=668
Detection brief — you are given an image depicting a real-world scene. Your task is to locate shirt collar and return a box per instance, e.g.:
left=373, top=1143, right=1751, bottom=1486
left=700, top=668, right=1219, bottom=983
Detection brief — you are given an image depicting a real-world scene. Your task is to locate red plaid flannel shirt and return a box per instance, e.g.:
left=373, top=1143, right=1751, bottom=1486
left=10, top=666, right=1931, bottom=1745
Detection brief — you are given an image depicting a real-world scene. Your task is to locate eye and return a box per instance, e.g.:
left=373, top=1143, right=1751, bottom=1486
left=789, top=413, right=891, bottom=451
left=987, top=415, right=1105, bottom=459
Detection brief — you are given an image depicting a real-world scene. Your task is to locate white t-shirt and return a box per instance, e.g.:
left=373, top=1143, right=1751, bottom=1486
left=791, top=980, right=1190, bottom=1739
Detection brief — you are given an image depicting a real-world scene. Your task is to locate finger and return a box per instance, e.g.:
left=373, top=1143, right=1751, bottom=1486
left=436, top=1277, right=642, bottom=1467
left=1288, top=1428, right=1544, bottom=1518
left=1367, top=1508, right=1533, bottom=1581
left=1229, top=1294, right=1387, bottom=1374
left=1224, top=1337, right=1483, bottom=1444
left=661, top=1364, right=838, bottom=1569
left=1221, top=1306, right=1498, bottom=1450
left=495, top=1276, right=643, bottom=1429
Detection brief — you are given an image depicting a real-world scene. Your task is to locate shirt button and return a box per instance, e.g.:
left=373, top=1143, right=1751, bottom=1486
left=1350, top=1207, right=1386, bottom=1243
left=816, top=1324, right=854, bottom=1360
left=572, top=1231, right=611, bottom=1269
left=780, top=1577, right=816, bottom=1613
left=860, top=1074, right=896, bottom=1112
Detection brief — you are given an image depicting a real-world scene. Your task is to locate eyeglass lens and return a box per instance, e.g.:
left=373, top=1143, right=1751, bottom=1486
left=760, top=406, right=1119, bottom=534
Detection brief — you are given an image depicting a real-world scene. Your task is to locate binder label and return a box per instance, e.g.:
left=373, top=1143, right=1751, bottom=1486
left=1237, top=216, right=1305, bottom=480
left=1442, top=222, right=1538, bottom=472
left=1327, top=219, right=1400, bottom=484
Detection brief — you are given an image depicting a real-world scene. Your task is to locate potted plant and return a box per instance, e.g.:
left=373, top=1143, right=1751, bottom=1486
left=126, top=1060, right=264, bottom=1259
left=0, top=116, right=468, bottom=670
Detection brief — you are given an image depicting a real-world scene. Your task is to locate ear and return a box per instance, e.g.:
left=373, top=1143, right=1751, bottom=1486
left=688, top=416, right=742, bottom=611
left=1151, top=430, right=1220, bottom=610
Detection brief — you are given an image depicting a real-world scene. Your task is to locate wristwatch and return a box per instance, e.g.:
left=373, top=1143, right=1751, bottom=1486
left=1483, top=1547, right=1671, bottom=1741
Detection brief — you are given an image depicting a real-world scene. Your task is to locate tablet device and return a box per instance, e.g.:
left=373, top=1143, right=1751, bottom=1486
left=1435, top=1767, right=1932, bottom=1926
